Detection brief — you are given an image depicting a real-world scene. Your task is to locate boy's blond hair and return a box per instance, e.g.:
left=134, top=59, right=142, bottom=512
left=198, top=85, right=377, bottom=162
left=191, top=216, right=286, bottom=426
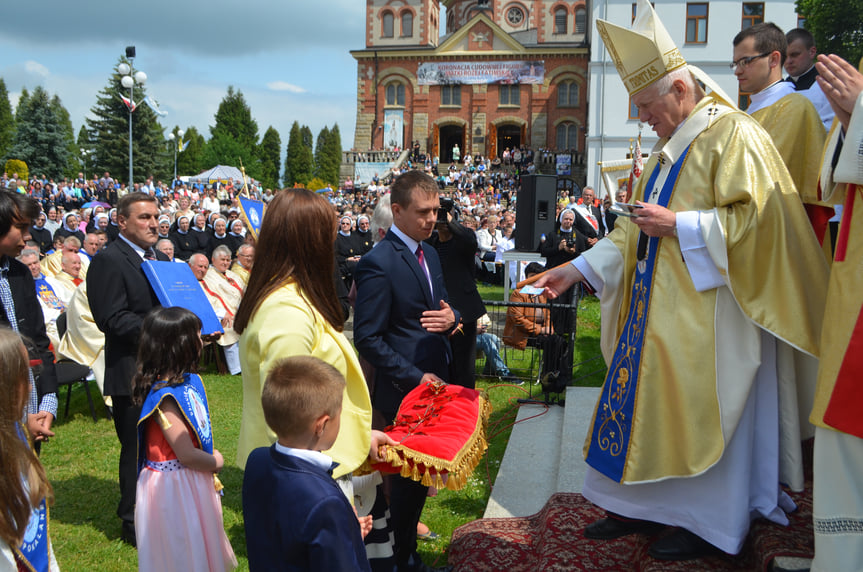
left=262, top=356, right=345, bottom=440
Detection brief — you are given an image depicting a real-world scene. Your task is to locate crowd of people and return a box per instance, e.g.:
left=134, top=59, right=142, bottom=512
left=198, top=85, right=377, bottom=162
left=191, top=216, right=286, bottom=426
left=1, top=7, right=862, bottom=571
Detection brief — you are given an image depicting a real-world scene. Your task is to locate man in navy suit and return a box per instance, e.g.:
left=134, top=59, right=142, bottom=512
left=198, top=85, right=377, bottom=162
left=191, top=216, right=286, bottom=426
left=87, top=192, right=168, bottom=545
left=354, top=170, right=459, bottom=572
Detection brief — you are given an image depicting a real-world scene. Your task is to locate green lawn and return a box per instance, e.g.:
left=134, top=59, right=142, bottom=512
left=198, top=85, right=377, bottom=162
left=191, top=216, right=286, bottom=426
left=43, top=291, right=606, bottom=570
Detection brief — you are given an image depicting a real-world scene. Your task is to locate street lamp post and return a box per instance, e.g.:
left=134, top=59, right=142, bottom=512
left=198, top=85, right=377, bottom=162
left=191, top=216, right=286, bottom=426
left=80, top=148, right=90, bottom=180
left=168, top=130, right=184, bottom=183
left=117, top=50, right=147, bottom=190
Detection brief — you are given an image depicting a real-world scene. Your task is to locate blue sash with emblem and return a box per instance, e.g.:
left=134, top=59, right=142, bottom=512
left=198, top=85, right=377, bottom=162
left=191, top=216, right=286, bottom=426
left=586, top=145, right=692, bottom=483
left=14, top=424, right=51, bottom=572
left=137, top=373, right=213, bottom=474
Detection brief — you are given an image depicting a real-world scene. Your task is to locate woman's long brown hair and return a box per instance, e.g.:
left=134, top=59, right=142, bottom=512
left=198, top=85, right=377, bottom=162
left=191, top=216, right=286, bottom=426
left=0, top=327, right=52, bottom=548
left=234, top=188, right=343, bottom=333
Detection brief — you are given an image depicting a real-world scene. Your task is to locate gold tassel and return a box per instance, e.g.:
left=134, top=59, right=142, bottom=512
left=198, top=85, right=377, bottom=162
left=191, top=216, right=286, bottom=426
left=434, top=472, right=445, bottom=489
left=213, top=474, right=224, bottom=493
left=400, top=464, right=412, bottom=478
left=421, top=468, right=433, bottom=487
left=411, top=463, right=420, bottom=481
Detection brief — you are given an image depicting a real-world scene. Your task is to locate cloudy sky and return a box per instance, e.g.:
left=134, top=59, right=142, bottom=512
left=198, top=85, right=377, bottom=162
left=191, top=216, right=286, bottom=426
left=0, top=0, right=375, bottom=153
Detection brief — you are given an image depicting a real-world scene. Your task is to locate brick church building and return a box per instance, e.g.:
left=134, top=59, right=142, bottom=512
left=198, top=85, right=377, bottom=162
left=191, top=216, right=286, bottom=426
left=351, top=0, right=590, bottom=165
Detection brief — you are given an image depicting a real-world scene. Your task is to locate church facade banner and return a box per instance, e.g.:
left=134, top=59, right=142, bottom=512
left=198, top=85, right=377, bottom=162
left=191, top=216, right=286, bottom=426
left=417, top=61, right=545, bottom=85
left=383, top=110, right=405, bottom=150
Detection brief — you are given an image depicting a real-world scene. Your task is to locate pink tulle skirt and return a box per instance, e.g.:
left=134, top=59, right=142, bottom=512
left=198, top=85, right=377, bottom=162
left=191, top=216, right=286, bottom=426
left=135, top=465, right=237, bottom=571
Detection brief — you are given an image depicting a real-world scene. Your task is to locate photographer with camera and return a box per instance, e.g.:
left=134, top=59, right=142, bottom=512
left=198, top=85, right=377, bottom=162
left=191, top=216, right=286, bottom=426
left=537, top=209, right=586, bottom=386
left=426, top=197, right=486, bottom=389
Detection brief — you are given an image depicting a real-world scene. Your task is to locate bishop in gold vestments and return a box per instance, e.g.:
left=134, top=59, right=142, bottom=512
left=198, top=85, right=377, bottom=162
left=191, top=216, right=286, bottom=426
left=536, top=0, right=827, bottom=557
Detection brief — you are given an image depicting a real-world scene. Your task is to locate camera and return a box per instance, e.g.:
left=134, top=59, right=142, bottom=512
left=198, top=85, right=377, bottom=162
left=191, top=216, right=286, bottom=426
left=438, top=197, right=454, bottom=224
left=565, top=234, right=577, bottom=248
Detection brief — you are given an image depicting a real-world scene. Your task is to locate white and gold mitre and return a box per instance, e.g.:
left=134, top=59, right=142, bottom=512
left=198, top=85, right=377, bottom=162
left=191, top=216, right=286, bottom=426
left=596, top=0, right=685, bottom=95
left=597, top=0, right=737, bottom=108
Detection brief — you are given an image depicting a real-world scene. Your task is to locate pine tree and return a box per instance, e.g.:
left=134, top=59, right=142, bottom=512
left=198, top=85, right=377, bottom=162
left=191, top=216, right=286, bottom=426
left=86, top=57, right=170, bottom=186
left=175, top=126, right=206, bottom=178
left=50, top=95, right=77, bottom=178
left=322, top=123, right=343, bottom=186
left=8, top=86, right=70, bottom=179
left=314, top=126, right=330, bottom=180
left=0, top=79, right=14, bottom=162
left=313, top=125, right=342, bottom=187
left=204, top=86, right=261, bottom=178
left=259, top=126, right=282, bottom=190
left=15, top=88, right=29, bottom=123
left=284, top=121, right=315, bottom=187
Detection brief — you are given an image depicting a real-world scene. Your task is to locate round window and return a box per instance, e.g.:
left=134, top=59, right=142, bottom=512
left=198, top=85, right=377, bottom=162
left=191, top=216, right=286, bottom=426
left=507, top=6, right=525, bottom=25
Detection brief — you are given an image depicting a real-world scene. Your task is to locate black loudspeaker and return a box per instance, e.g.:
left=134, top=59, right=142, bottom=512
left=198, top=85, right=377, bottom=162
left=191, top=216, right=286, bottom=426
left=515, top=174, right=557, bottom=251
left=125, top=46, right=136, bottom=59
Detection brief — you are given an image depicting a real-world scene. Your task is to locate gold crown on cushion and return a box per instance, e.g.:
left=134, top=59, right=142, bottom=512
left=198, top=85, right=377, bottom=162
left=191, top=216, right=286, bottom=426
left=597, top=0, right=687, bottom=96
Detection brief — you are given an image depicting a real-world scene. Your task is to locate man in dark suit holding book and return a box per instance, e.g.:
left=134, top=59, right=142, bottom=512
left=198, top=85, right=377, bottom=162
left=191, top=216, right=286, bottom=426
left=87, top=192, right=168, bottom=545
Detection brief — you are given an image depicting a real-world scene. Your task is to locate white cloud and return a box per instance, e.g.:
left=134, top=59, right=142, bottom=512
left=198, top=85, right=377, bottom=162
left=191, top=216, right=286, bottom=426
left=24, top=60, right=49, bottom=77
left=266, top=81, right=306, bottom=94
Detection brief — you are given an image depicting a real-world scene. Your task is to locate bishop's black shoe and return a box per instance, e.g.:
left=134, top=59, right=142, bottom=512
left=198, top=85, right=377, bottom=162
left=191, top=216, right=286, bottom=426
left=584, top=514, right=665, bottom=540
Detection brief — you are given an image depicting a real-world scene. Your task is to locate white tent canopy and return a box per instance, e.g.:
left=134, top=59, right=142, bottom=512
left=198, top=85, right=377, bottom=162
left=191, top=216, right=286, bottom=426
left=186, top=165, right=244, bottom=184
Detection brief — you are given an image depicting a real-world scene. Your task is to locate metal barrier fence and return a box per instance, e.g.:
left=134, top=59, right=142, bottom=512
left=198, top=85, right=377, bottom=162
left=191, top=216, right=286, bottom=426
left=476, top=297, right=579, bottom=400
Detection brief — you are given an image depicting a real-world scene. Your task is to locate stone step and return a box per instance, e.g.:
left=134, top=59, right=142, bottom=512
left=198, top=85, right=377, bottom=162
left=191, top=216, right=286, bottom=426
left=557, top=387, right=601, bottom=494
left=484, top=386, right=601, bottom=518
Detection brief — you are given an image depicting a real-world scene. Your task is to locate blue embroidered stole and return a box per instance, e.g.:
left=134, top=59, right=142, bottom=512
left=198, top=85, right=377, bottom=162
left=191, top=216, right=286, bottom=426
left=585, top=144, right=692, bottom=483
left=14, top=424, right=50, bottom=572
left=137, top=373, right=213, bottom=474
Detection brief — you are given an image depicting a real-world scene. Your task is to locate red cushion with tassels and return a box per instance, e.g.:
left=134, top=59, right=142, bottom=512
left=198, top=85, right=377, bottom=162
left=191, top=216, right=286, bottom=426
left=356, top=381, right=491, bottom=490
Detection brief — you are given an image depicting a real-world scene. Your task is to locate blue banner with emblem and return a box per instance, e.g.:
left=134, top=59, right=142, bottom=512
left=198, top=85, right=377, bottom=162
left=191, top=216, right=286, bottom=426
left=238, top=197, right=265, bottom=241
left=585, top=144, right=691, bottom=483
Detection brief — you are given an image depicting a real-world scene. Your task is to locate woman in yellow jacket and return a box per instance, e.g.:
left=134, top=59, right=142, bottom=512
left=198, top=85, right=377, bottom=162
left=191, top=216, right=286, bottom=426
left=234, top=189, right=392, bottom=481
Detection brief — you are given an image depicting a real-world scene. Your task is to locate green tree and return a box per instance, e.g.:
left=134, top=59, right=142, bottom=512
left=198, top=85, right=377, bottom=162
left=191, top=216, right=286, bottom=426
left=204, top=86, right=260, bottom=178
left=0, top=79, right=14, bottom=162
left=86, top=57, right=170, bottom=186
left=50, top=95, right=77, bottom=178
left=258, top=126, right=281, bottom=189
left=175, top=126, right=206, bottom=178
left=15, top=88, right=29, bottom=123
left=796, top=0, right=863, bottom=66
left=284, top=121, right=314, bottom=186
left=314, top=125, right=330, bottom=180
left=314, top=125, right=342, bottom=187
left=8, top=86, right=70, bottom=179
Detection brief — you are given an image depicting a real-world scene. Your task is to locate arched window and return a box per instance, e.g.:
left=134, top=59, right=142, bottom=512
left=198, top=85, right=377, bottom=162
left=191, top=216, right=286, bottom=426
left=575, top=7, right=587, bottom=33
left=556, top=122, right=579, bottom=151
left=557, top=81, right=579, bottom=107
left=401, top=12, right=413, bottom=37
left=554, top=7, right=568, bottom=34
left=382, top=11, right=394, bottom=38
left=386, top=82, right=405, bottom=106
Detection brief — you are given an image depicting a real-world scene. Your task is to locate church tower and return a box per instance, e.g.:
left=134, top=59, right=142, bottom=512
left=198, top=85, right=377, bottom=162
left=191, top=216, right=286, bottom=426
left=366, top=0, right=441, bottom=48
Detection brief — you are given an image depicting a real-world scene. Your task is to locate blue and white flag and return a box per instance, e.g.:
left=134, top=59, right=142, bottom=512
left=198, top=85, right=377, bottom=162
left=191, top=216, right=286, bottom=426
left=143, top=95, right=168, bottom=117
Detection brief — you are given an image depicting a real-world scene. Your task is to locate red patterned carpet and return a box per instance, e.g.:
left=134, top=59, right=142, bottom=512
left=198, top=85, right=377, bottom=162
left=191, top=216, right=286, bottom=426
left=450, top=443, right=814, bottom=571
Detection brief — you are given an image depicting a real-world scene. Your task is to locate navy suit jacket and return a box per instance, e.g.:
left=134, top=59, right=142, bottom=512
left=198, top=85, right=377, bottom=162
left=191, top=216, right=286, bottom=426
left=353, top=230, right=459, bottom=420
left=242, top=446, right=371, bottom=572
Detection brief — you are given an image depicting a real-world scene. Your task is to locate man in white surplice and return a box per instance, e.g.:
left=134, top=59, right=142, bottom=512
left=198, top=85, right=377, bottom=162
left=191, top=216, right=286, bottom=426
left=536, top=0, right=826, bottom=561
